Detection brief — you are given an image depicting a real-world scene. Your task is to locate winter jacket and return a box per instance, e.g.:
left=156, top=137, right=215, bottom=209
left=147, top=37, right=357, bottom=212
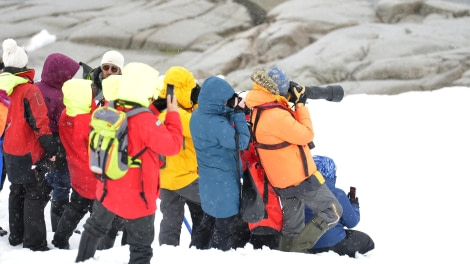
left=36, top=53, right=80, bottom=171
left=59, top=79, right=96, bottom=200
left=244, top=84, right=323, bottom=189
left=159, top=66, right=199, bottom=190
left=0, top=68, right=56, bottom=184
left=190, top=76, right=250, bottom=218
left=305, top=172, right=360, bottom=248
left=95, top=62, right=183, bottom=220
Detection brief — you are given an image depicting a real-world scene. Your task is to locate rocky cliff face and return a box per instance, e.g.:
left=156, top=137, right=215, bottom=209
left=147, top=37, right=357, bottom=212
left=1, top=0, right=469, bottom=95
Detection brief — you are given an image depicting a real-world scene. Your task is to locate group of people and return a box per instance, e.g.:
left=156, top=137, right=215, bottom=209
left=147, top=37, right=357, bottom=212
left=0, top=37, right=374, bottom=264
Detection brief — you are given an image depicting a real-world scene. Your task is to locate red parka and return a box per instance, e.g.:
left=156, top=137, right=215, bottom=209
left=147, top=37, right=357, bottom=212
left=0, top=69, right=55, bottom=183
left=96, top=110, right=183, bottom=219
left=58, top=111, right=97, bottom=199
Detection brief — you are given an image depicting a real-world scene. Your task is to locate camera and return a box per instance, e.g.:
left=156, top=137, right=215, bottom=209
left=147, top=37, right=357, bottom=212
left=227, top=93, right=250, bottom=115
left=287, top=82, right=344, bottom=103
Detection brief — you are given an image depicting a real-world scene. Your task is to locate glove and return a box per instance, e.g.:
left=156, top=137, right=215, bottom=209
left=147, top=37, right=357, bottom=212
left=152, top=97, right=167, bottom=112
left=234, top=104, right=245, bottom=113
left=190, top=84, right=201, bottom=105
left=288, top=81, right=307, bottom=104
left=347, top=192, right=360, bottom=207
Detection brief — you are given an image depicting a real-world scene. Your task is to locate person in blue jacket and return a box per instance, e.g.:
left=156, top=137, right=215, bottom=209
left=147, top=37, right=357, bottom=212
left=305, top=155, right=374, bottom=258
left=189, top=76, right=250, bottom=251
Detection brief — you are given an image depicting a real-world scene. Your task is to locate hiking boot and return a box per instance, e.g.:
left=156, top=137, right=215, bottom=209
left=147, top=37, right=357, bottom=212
left=52, top=238, right=70, bottom=250
left=29, top=245, right=50, bottom=251
left=290, top=215, right=328, bottom=253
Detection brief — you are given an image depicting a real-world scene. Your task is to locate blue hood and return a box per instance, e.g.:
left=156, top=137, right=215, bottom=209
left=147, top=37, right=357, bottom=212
left=196, top=76, right=235, bottom=115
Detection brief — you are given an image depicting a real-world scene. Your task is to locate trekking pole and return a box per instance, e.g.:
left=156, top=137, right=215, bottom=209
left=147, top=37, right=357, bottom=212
left=183, top=215, right=192, bottom=234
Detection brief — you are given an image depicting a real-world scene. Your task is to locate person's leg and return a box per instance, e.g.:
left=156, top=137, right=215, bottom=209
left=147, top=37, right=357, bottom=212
left=189, top=212, right=215, bottom=249
left=230, top=214, right=251, bottom=249
left=97, top=216, right=126, bottom=250
left=53, top=190, right=93, bottom=249
left=76, top=201, right=116, bottom=262
left=50, top=170, right=71, bottom=232
left=330, top=229, right=375, bottom=257
left=210, top=215, right=236, bottom=251
left=8, top=183, right=25, bottom=246
left=277, top=196, right=304, bottom=252
left=23, top=178, right=48, bottom=251
left=290, top=183, right=343, bottom=253
left=158, top=188, right=185, bottom=246
left=126, top=214, right=155, bottom=264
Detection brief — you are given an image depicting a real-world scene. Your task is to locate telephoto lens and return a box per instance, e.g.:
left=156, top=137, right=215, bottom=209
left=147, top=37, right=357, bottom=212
left=305, top=85, right=344, bottom=102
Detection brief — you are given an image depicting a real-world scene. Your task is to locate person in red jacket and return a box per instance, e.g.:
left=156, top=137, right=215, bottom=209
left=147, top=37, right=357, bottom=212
left=52, top=79, right=97, bottom=249
left=76, top=62, right=183, bottom=264
left=1, top=38, right=57, bottom=251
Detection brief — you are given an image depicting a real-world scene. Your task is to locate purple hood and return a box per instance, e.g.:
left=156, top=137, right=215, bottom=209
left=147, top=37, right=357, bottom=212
left=36, top=53, right=80, bottom=132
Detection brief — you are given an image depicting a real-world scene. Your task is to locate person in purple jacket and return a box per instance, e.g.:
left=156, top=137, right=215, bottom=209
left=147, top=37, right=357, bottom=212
left=36, top=53, right=80, bottom=232
left=305, top=155, right=374, bottom=258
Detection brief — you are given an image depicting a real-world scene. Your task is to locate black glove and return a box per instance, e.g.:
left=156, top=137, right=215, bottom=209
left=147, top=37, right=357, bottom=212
left=234, top=104, right=245, bottom=113
left=152, top=97, right=167, bottom=112
left=347, top=192, right=360, bottom=207
left=190, top=84, right=201, bottom=105
left=288, top=81, right=307, bottom=104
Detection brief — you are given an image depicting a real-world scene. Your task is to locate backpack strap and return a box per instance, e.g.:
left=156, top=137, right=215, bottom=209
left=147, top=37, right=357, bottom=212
left=251, top=102, right=310, bottom=178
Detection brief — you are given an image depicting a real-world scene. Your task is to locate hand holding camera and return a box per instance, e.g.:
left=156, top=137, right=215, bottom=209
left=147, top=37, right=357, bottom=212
left=227, top=93, right=249, bottom=114
left=287, top=81, right=307, bottom=105
left=347, top=186, right=359, bottom=206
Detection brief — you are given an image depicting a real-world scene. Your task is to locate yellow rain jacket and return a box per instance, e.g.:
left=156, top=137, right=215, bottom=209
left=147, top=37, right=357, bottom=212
left=159, top=66, right=198, bottom=190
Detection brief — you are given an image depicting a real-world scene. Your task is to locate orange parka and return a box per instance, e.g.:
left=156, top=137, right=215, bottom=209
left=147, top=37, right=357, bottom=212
left=244, top=83, right=324, bottom=189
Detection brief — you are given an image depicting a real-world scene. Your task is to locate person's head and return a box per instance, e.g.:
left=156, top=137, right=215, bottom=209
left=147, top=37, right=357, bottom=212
left=2, top=38, right=28, bottom=69
left=313, top=155, right=336, bottom=188
left=100, top=50, right=124, bottom=79
left=161, top=66, right=197, bottom=109
left=114, top=62, right=160, bottom=107
left=268, top=66, right=289, bottom=97
left=62, top=79, right=93, bottom=117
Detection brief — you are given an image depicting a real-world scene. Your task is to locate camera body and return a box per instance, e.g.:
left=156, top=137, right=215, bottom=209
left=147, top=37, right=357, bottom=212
left=227, top=93, right=250, bottom=115
left=287, top=82, right=344, bottom=103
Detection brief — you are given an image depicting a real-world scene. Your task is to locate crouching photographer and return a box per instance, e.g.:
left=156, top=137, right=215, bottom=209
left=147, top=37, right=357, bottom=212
left=244, top=66, right=343, bottom=253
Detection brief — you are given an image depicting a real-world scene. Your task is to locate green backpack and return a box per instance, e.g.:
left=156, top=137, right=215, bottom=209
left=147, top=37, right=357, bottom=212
left=89, top=101, right=151, bottom=181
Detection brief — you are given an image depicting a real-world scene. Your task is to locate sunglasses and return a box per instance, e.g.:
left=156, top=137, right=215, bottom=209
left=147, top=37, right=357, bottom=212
left=101, top=64, right=120, bottom=73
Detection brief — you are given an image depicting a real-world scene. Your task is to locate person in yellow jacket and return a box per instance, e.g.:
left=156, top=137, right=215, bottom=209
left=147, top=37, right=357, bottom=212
left=244, top=67, right=343, bottom=253
left=156, top=66, right=203, bottom=246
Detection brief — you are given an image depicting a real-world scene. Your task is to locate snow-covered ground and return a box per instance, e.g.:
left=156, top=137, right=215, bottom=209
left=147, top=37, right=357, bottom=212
left=1, top=86, right=469, bottom=264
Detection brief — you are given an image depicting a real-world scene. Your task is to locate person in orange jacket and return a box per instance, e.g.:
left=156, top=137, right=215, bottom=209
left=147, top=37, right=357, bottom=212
left=244, top=67, right=342, bottom=253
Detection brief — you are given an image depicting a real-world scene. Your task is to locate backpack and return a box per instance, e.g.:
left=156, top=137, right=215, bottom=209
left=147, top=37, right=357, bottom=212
left=239, top=102, right=285, bottom=226
left=89, top=100, right=151, bottom=181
